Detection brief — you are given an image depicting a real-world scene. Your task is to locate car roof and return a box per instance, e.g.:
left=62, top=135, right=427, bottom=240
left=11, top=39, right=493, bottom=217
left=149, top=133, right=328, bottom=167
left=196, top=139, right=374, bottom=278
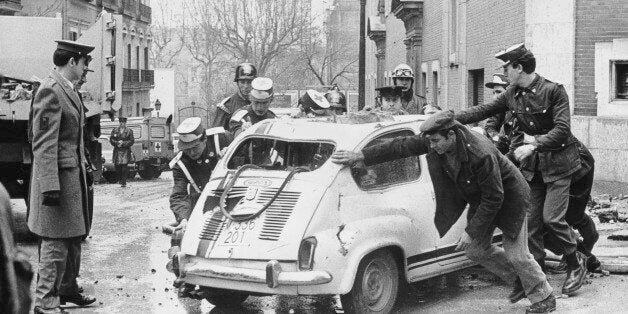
left=246, top=114, right=427, bottom=149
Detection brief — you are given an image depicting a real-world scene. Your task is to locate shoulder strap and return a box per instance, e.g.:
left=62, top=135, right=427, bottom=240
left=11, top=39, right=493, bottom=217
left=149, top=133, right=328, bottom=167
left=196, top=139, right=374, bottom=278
left=217, top=97, right=231, bottom=114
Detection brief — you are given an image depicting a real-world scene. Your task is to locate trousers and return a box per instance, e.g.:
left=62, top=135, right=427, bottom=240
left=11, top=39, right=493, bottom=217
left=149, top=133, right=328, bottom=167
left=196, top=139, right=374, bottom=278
left=465, top=217, right=552, bottom=303
left=115, top=164, right=129, bottom=186
left=528, top=173, right=578, bottom=260
left=35, top=237, right=81, bottom=309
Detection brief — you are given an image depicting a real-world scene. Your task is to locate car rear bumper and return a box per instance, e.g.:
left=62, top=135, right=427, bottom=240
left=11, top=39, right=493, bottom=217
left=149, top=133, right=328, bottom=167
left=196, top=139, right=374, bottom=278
left=176, top=254, right=332, bottom=288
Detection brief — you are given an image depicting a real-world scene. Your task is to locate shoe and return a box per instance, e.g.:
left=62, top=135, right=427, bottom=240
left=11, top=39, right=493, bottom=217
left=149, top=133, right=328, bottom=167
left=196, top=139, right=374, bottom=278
left=587, top=255, right=602, bottom=272
left=562, top=252, right=588, bottom=295
left=526, top=294, right=556, bottom=313
left=120, top=184, right=126, bottom=188
left=177, top=283, right=196, bottom=298
left=34, top=306, right=68, bottom=314
left=509, top=277, right=526, bottom=303
left=60, top=293, right=97, bottom=307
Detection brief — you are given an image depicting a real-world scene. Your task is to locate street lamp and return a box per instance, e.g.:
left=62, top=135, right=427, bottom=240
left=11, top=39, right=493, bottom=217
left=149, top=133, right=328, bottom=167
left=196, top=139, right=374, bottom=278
left=154, top=99, right=161, bottom=117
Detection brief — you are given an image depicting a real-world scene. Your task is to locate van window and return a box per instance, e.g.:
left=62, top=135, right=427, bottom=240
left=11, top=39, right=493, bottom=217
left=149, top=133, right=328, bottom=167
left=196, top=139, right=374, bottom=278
left=128, top=125, right=142, bottom=139
left=150, top=126, right=166, bottom=138
left=227, top=137, right=335, bottom=172
left=352, top=130, right=421, bottom=190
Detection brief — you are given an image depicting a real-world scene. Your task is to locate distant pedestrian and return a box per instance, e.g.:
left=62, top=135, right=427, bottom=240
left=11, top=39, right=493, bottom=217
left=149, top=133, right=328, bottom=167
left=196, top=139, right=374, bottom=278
left=29, top=39, right=97, bottom=314
left=332, top=111, right=556, bottom=313
left=109, top=117, right=134, bottom=187
left=211, top=62, right=257, bottom=135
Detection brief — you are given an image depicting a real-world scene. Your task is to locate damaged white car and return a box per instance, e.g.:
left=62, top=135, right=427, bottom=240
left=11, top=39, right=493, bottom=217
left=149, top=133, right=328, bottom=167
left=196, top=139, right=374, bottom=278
left=169, top=115, right=499, bottom=313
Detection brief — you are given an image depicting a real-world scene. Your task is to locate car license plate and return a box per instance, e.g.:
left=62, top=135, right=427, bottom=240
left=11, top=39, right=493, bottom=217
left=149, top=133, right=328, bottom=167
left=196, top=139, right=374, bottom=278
left=218, top=219, right=258, bottom=246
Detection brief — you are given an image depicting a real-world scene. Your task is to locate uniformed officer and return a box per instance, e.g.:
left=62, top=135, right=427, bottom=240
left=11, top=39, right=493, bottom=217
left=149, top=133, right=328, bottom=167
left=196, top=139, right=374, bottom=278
left=211, top=63, right=258, bottom=132
left=29, top=39, right=96, bottom=314
left=109, top=117, right=135, bottom=187
left=168, top=117, right=228, bottom=231
left=325, top=87, right=347, bottom=115
left=374, top=85, right=407, bottom=115
left=331, top=111, right=555, bottom=313
left=294, top=89, right=333, bottom=118
left=229, top=77, right=277, bottom=137
left=391, top=63, right=436, bottom=114
left=455, top=43, right=588, bottom=294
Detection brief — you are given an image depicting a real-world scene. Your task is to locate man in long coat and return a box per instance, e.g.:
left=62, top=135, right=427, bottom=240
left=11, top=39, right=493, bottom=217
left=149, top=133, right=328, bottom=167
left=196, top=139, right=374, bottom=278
left=29, top=40, right=96, bottom=314
left=109, top=117, right=134, bottom=187
left=332, top=111, right=555, bottom=313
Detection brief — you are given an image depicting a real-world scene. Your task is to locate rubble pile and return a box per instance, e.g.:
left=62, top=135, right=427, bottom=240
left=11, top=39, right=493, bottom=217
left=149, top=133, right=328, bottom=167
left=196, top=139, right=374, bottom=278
left=588, top=194, right=628, bottom=223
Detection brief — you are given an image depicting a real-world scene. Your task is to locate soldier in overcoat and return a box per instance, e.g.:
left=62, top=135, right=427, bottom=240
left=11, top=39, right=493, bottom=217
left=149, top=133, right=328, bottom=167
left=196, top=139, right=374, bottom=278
left=28, top=40, right=96, bottom=314
left=109, top=117, right=135, bottom=187
left=332, top=111, right=555, bottom=313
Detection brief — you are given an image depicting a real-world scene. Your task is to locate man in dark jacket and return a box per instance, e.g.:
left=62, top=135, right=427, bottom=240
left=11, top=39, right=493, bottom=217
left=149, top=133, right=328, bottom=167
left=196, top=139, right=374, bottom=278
left=29, top=39, right=96, bottom=314
left=211, top=63, right=257, bottom=132
left=454, top=44, right=588, bottom=294
left=332, top=111, right=555, bottom=313
left=109, top=117, right=134, bottom=187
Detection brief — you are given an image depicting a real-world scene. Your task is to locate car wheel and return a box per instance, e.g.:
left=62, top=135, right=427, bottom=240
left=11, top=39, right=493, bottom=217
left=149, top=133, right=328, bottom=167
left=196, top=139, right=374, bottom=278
left=102, top=171, right=118, bottom=183
left=341, top=249, right=399, bottom=314
left=203, top=288, right=249, bottom=308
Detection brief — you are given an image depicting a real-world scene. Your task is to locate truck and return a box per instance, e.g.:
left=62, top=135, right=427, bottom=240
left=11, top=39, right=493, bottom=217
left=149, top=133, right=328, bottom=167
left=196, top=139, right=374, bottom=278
left=99, top=115, right=174, bottom=182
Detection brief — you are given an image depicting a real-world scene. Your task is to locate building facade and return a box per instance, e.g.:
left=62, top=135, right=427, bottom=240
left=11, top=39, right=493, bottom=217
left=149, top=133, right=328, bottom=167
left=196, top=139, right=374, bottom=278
left=365, top=0, right=628, bottom=189
left=6, top=0, right=154, bottom=118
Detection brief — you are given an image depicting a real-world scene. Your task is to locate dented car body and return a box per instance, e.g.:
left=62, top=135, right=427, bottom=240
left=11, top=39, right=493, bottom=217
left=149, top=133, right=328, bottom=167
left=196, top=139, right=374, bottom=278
left=172, top=115, right=492, bottom=311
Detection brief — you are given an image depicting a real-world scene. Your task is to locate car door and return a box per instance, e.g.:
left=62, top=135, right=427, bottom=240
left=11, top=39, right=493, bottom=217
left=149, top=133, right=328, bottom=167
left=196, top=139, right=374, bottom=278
left=339, top=128, right=442, bottom=282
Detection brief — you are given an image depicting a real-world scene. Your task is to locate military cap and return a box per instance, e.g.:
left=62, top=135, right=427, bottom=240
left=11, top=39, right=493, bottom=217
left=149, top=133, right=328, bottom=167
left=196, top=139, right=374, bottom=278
left=300, top=89, right=330, bottom=110
left=177, top=117, right=205, bottom=150
left=55, top=39, right=95, bottom=56
left=249, top=77, right=274, bottom=101
left=495, top=43, right=533, bottom=68
left=118, top=117, right=127, bottom=122
left=419, top=110, right=456, bottom=133
left=485, top=73, right=509, bottom=88
left=376, top=85, right=404, bottom=98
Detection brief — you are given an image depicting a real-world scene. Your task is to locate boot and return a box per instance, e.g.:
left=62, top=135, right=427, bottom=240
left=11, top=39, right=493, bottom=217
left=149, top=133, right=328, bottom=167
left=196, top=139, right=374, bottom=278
left=526, top=294, right=556, bottom=313
left=509, top=277, right=526, bottom=303
left=562, top=252, right=587, bottom=295
left=586, top=254, right=602, bottom=272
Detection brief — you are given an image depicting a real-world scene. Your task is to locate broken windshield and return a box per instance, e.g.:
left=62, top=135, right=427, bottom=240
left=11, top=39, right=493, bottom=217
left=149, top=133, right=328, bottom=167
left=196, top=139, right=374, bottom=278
left=227, top=137, right=335, bottom=172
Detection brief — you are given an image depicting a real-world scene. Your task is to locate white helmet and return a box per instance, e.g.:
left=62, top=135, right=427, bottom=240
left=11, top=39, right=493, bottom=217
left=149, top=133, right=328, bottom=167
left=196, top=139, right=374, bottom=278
left=392, top=63, right=414, bottom=80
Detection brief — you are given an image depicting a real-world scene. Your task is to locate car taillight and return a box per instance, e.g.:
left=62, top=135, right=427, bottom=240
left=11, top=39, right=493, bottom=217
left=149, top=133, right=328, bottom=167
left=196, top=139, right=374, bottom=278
left=298, top=237, right=317, bottom=270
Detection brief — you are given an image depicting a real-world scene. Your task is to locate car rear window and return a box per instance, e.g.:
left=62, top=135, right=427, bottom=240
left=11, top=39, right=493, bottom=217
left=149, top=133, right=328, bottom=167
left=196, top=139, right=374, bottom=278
left=227, top=137, right=335, bottom=172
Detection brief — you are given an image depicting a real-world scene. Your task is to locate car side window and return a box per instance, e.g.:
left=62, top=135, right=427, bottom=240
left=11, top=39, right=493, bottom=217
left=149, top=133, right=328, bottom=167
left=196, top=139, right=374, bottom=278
left=352, top=130, right=421, bottom=190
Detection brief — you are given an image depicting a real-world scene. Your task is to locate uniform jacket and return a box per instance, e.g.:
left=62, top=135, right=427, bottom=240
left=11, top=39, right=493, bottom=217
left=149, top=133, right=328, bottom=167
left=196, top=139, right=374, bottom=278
left=169, top=130, right=228, bottom=222
left=28, top=70, right=89, bottom=238
left=228, top=106, right=276, bottom=138
left=110, top=126, right=134, bottom=165
left=211, top=92, right=250, bottom=131
left=456, top=74, right=581, bottom=182
left=362, top=123, right=529, bottom=240
left=401, top=89, right=428, bottom=114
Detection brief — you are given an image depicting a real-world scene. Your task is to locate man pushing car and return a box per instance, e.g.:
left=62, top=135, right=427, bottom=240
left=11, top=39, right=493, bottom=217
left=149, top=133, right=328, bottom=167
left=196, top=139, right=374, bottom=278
left=331, top=110, right=555, bottom=313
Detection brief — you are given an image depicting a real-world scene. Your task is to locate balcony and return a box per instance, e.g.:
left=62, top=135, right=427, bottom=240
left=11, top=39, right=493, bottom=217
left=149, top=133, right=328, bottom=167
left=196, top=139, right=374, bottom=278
left=141, top=69, right=154, bottom=87
left=121, top=0, right=137, bottom=18
left=139, top=3, right=151, bottom=23
left=0, top=0, right=23, bottom=15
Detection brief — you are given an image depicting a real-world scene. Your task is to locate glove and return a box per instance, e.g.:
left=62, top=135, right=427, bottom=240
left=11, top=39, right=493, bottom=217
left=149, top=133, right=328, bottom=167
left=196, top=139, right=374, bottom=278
left=42, top=190, right=61, bottom=206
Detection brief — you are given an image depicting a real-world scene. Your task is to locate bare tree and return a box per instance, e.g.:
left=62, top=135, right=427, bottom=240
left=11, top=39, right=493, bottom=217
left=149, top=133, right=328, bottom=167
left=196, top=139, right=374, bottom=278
left=209, top=0, right=310, bottom=75
left=299, top=26, right=358, bottom=87
left=29, top=0, right=62, bottom=17
left=181, top=0, right=227, bottom=106
left=150, top=1, right=183, bottom=68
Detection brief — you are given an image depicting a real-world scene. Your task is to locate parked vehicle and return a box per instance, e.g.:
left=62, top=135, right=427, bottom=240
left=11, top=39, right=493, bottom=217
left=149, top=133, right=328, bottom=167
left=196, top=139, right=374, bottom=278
left=169, top=115, right=501, bottom=313
left=100, top=115, right=174, bottom=182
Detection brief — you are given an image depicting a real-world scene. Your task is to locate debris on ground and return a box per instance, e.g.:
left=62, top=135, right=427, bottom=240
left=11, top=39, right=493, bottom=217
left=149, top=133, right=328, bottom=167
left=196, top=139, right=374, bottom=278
left=588, top=194, right=628, bottom=223
left=608, top=230, right=628, bottom=241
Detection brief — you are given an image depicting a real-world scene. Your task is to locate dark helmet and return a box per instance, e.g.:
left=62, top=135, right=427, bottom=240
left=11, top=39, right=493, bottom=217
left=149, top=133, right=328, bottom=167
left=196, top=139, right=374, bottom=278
left=234, top=63, right=257, bottom=82
left=325, top=90, right=347, bottom=110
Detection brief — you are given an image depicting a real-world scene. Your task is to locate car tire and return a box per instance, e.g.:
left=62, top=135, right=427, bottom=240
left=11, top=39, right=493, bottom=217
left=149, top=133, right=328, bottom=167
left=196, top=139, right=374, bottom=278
left=102, top=171, right=118, bottom=184
left=203, top=288, right=249, bottom=308
left=341, top=249, right=399, bottom=314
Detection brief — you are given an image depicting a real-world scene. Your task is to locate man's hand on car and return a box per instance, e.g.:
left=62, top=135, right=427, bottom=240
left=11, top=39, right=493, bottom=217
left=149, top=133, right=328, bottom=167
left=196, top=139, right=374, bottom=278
left=174, top=219, right=187, bottom=233
left=331, top=150, right=365, bottom=165
left=455, top=231, right=472, bottom=251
